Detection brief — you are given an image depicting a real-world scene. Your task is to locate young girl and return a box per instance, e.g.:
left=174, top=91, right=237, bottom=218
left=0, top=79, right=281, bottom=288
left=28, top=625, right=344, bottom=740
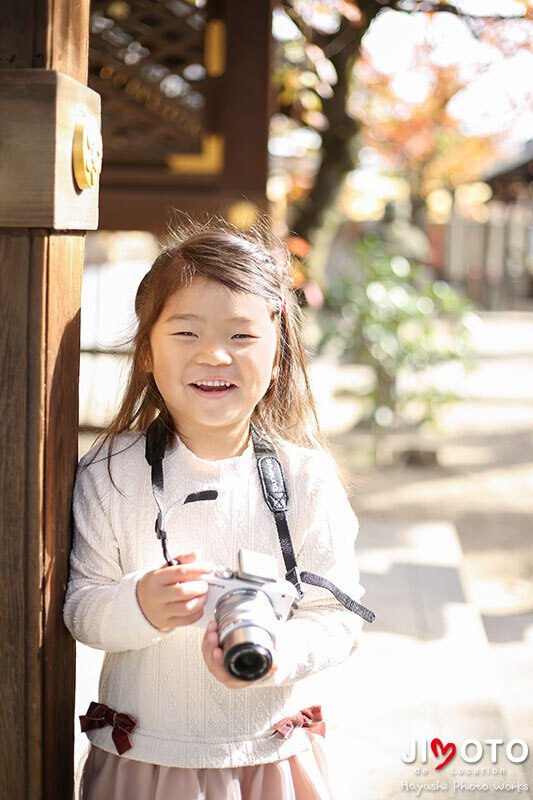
left=64, top=217, right=371, bottom=800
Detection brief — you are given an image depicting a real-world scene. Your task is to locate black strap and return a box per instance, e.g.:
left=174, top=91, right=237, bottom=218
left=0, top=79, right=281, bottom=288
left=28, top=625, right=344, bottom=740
left=250, top=426, right=304, bottom=599
left=145, top=417, right=217, bottom=565
left=300, top=571, right=375, bottom=623
left=145, top=416, right=168, bottom=541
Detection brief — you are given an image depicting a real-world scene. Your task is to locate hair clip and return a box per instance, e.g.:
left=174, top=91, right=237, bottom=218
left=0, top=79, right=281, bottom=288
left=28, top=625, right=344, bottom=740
left=279, top=295, right=288, bottom=314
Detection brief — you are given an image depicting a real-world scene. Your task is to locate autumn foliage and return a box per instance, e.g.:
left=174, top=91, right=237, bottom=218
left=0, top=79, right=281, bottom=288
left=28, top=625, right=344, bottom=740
left=353, top=47, right=500, bottom=201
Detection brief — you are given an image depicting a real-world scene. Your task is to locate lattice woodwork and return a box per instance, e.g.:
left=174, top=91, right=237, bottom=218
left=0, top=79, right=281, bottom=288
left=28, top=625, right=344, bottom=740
left=89, top=0, right=211, bottom=165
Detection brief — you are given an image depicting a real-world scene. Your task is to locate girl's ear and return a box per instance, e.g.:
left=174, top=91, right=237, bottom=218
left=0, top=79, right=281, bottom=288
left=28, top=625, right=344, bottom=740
left=140, top=341, right=153, bottom=373
left=271, top=346, right=282, bottom=382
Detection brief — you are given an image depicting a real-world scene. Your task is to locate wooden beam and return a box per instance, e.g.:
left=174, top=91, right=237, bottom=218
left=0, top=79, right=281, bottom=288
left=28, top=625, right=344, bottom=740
left=0, top=230, right=36, bottom=800
left=0, top=0, right=89, bottom=81
left=99, top=187, right=268, bottom=234
left=0, top=70, right=101, bottom=229
left=43, top=235, right=84, bottom=799
left=0, top=1, right=92, bottom=798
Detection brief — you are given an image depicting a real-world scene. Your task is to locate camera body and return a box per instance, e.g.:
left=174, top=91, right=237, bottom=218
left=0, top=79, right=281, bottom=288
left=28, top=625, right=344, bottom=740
left=193, top=549, right=299, bottom=681
left=197, top=571, right=298, bottom=626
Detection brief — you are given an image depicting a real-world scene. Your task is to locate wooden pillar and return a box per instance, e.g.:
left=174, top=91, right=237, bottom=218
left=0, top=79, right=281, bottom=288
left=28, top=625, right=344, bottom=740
left=0, top=3, right=98, bottom=799
left=222, top=0, right=275, bottom=200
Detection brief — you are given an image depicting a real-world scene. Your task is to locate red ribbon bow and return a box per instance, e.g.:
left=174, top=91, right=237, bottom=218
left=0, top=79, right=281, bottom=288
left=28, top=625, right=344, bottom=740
left=80, top=701, right=137, bottom=755
left=270, top=705, right=326, bottom=740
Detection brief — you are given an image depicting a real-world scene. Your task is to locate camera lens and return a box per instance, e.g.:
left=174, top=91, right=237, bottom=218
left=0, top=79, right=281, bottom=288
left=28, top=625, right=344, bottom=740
left=224, top=643, right=272, bottom=681
left=214, top=588, right=277, bottom=682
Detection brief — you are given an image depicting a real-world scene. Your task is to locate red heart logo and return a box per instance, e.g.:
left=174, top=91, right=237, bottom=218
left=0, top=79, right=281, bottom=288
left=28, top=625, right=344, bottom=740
left=431, top=738, right=457, bottom=770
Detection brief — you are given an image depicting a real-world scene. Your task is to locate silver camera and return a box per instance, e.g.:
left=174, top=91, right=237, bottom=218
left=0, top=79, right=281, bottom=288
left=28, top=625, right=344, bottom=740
left=194, top=549, right=299, bottom=682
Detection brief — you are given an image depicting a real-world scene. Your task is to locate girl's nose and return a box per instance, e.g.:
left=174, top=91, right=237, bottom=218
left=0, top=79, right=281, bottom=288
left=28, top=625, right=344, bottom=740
left=195, top=343, right=232, bottom=365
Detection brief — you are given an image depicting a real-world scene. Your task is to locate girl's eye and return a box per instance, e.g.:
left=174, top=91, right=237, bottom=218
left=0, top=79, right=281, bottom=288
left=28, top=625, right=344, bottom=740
left=171, top=331, right=255, bottom=339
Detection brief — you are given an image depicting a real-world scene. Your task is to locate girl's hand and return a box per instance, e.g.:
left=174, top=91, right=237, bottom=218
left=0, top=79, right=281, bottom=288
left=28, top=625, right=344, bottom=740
left=202, top=620, right=278, bottom=689
left=136, top=551, right=215, bottom=631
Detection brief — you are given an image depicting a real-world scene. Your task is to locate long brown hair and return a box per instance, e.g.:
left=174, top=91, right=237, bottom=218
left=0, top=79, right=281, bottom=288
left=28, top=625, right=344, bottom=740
left=90, top=214, right=333, bottom=469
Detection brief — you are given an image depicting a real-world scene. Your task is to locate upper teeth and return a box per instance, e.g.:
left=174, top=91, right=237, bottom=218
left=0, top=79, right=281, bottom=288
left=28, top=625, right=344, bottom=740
left=194, top=380, right=232, bottom=387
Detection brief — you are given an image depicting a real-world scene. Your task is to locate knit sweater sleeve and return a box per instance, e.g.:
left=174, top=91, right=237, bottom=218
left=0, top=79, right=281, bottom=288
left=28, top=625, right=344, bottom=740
left=257, top=451, right=367, bottom=688
left=63, top=455, right=174, bottom=652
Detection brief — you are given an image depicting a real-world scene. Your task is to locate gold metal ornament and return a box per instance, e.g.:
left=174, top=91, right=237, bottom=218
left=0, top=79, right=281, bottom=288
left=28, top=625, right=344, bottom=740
left=205, top=19, right=226, bottom=78
left=72, top=114, right=103, bottom=190
left=166, top=134, right=224, bottom=175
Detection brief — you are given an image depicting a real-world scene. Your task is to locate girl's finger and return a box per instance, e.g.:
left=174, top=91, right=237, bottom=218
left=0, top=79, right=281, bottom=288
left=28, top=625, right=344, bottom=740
left=170, top=596, right=207, bottom=615
left=202, top=627, right=216, bottom=656
left=156, top=551, right=197, bottom=571
left=157, top=562, right=215, bottom=585
left=164, top=580, right=209, bottom=602
left=177, top=563, right=215, bottom=581
left=176, top=551, right=201, bottom=562
left=167, top=606, right=205, bottom=626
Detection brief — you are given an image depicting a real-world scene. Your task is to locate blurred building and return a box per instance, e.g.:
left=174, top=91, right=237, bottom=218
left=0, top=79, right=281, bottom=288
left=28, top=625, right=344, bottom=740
left=443, top=144, right=533, bottom=310
left=485, top=140, right=533, bottom=205
left=92, top=0, right=274, bottom=231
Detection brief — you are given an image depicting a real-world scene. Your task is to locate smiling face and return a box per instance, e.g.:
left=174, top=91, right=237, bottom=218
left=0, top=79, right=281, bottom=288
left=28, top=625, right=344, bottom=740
left=147, top=276, right=279, bottom=446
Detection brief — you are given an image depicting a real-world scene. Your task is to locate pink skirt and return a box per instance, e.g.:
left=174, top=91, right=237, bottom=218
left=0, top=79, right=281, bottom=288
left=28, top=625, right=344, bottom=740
left=78, top=737, right=338, bottom=800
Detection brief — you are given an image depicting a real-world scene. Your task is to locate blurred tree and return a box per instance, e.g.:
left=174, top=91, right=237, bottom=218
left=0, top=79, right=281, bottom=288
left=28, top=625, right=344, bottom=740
left=353, top=51, right=500, bottom=226
left=273, top=0, right=533, bottom=244
left=318, top=236, right=474, bottom=435
left=275, top=0, right=377, bottom=243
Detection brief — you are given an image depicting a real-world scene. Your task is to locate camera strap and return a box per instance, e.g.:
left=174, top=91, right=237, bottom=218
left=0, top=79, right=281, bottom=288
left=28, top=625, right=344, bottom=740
left=249, top=425, right=304, bottom=600
left=144, top=416, right=374, bottom=623
left=250, top=425, right=375, bottom=624
left=145, top=416, right=218, bottom=566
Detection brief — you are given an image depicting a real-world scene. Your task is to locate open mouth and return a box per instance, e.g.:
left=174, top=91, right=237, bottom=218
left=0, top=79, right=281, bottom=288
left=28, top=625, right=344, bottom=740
left=189, top=381, right=237, bottom=396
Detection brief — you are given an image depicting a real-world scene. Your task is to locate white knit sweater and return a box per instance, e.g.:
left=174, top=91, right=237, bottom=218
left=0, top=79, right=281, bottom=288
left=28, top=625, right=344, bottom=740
left=64, top=430, right=367, bottom=769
